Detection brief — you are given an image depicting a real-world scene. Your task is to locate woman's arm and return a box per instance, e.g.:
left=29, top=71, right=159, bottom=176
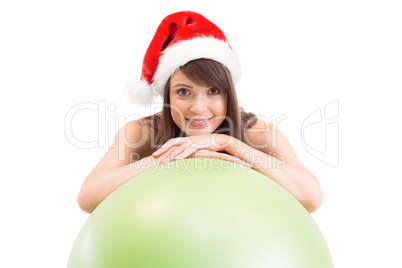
left=230, top=119, right=323, bottom=212
left=78, top=121, right=164, bottom=213
left=78, top=156, right=164, bottom=213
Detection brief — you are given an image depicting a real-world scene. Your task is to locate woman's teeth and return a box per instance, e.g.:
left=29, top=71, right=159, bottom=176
left=189, top=119, right=209, bottom=123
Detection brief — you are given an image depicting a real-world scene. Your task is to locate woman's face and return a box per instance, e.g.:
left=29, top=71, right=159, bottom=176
left=169, top=69, right=228, bottom=136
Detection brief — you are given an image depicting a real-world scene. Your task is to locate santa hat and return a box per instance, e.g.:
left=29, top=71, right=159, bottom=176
left=123, top=11, right=241, bottom=106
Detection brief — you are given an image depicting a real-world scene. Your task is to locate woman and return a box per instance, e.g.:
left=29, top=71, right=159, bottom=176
left=78, top=11, right=323, bottom=214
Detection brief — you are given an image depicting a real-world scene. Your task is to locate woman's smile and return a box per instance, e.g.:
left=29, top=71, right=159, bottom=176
left=185, top=117, right=213, bottom=126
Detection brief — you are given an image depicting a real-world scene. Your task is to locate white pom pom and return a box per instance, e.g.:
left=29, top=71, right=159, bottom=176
left=122, top=79, right=154, bottom=106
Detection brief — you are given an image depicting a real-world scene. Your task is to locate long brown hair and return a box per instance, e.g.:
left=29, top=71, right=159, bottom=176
left=141, top=59, right=257, bottom=150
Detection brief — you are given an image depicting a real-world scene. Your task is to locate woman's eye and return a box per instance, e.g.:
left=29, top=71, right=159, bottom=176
left=209, top=88, right=220, bottom=95
left=178, top=89, right=190, bottom=96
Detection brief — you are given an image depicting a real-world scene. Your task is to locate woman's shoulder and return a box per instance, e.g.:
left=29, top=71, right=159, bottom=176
left=245, top=119, right=277, bottom=148
left=124, top=113, right=161, bottom=138
left=120, top=116, right=158, bottom=157
left=125, top=117, right=152, bottom=132
left=123, top=119, right=148, bottom=136
left=247, top=118, right=288, bottom=138
left=120, top=119, right=150, bottom=144
left=246, top=118, right=294, bottom=156
left=247, top=118, right=271, bottom=131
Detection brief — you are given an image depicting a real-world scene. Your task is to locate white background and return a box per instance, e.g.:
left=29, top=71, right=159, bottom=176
left=1, top=0, right=401, bottom=267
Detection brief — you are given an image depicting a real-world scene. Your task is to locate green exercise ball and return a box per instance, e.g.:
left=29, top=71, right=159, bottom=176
left=68, top=158, right=332, bottom=268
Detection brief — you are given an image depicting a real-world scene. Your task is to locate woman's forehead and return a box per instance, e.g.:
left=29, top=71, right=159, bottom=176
left=171, top=69, right=189, bottom=82
left=170, top=69, right=210, bottom=88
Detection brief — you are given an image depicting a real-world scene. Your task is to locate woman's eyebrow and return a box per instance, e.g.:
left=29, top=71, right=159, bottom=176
left=173, top=83, right=193, bottom=88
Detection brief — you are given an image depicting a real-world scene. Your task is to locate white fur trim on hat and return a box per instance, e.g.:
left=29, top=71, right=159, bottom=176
left=153, top=37, right=241, bottom=98
left=122, top=78, right=154, bottom=106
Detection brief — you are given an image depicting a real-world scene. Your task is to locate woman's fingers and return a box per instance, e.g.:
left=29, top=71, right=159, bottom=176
left=172, top=144, right=200, bottom=160
left=192, top=150, right=252, bottom=168
left=157, top=145, right=252, bottom=168
left=152, top=137, right=185, bottom=157
left=169, top=138, right=218, bottom=161
left=153, top=134, right=228, bottom=158
left=153, top=135, right=231, bottom=165
left=155, top=142, right=197, bottom=163
left=153, top=135, right=211, bottom=158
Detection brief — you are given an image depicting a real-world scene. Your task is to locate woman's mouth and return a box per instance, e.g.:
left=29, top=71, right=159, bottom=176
left=185, top=117, right=213, bottom=127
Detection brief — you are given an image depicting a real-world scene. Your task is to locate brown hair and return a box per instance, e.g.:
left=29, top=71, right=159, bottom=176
left=141, top=58, right=257, bottom=150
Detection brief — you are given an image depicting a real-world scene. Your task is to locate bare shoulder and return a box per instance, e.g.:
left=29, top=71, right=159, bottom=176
left=116, top=119, right=154, bottom=156
left=246, top=119, right=277, bottom=147
left=123, top=120, right=152, bottom=143
left=246, top=119, right=310, bottom=172
left=87, top=119, right=153, bottom=176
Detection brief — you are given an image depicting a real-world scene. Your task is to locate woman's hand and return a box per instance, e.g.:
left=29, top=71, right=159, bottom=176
left=152, top=134, right=251, bottom=168
left=189, top=149, right=252, bottom=167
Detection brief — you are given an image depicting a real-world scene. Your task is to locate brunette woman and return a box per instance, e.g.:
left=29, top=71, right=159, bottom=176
left=78, top=11, right=323, bottom=214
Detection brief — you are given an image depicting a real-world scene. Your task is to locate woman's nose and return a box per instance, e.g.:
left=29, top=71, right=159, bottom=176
left=189, top=96, right=208, bottom=114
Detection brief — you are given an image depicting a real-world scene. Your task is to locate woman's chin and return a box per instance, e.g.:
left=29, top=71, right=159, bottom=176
left=185, top=129, right=213, bottom=136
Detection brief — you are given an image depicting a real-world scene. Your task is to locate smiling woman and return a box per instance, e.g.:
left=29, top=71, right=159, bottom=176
left=77, top=11, right=323, bottom=214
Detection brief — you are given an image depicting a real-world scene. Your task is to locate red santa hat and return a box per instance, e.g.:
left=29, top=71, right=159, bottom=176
left=123, top=11, right=241, bottom=106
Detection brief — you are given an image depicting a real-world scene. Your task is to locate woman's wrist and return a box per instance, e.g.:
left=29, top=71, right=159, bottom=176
left=216, top=134, right=237, bottom=153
